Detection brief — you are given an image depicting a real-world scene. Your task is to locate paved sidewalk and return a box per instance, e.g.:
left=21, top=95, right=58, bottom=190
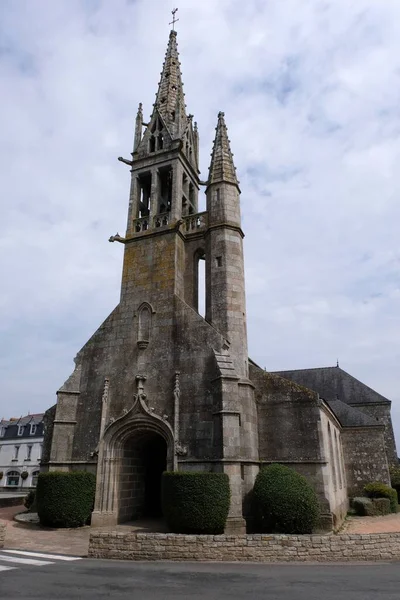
left=0, top=505, right=91, bottom=556
left=3, top=505, right=400, bottom=557
left=0, top=506, right=167, bottom=557
left=344, top=512, right=400, bottom=534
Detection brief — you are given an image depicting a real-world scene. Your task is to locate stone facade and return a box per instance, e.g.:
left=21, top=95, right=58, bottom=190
left=0, top=414, right=44, bottom=490
left=341, top=427, right=390, bottom=497
left=273, top=367, right=397, bottom=468
left=88, top=531, right=400, bottom=562
left=44, top=29, right=396, bottom=534
left=354, top=403, right=397, bottom=466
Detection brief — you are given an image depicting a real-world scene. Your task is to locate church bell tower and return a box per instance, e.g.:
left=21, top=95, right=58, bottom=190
left=49, top=27, right=259, bottom=533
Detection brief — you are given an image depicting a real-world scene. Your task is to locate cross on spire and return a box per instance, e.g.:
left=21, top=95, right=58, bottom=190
left=170, top=8, right=179, bottom=31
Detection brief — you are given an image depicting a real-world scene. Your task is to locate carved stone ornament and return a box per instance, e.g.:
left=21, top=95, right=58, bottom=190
left=102, top=374, right=175, bottom=444
left=175, top=443, right=187, bottom=456
left=137, top=340, right=149, bottom=349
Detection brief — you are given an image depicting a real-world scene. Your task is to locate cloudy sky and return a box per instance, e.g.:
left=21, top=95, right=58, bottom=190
left=1, top=0, right=399, bottom=443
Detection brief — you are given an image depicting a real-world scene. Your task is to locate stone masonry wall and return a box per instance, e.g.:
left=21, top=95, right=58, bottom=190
left=0, top=522, right=5, bottom=548
left=353, top=403, right=398, bottom=467
left=89, top=531, right=400, bottom=562
left=341, top=427, right=390, bottom=497
left=119, top=445, right=145, bottom=522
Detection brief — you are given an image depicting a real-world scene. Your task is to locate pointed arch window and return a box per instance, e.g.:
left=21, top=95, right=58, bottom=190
left=194, top=249, right=206, bottom=317
left=149, top=118, right=164, bottom=153
left=327, top=422, right=337, bottom=492
left=137, top=303, right=154, bottom=349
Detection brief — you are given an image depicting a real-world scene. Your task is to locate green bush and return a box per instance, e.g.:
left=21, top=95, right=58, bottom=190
left=351, top=496, right=391, bottom=516
left=352, top=497, right=375, bottom=516
left=24, top=490, right=36, bottom=512
left=372, top=498, right=391, bottom=516
left=364, top=482, right=398, bottom=513
left=252, top=464, right=320, bottom=534
left=390, top=466, right=400, bottom=497
left=36, top=471, right=96, bottom=528
left=161, top=472, right=230, bottom=534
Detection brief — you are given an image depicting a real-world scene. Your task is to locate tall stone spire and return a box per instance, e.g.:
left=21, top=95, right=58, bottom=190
left=154, top=30, right=187, bottom=137
left=208, top=112, right=239, bottom=188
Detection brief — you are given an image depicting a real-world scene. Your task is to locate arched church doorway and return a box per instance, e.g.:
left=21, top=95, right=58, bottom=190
left=118, top=431, right=167, bottom=522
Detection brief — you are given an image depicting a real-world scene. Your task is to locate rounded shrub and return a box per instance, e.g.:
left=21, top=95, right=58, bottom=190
left=162, top=472, right=230, bottom=534
left=363, top=482, right=398, bottom=513
left=36, top=471, right=96, bottom=528
left=253, top=464, right=320, bottom=534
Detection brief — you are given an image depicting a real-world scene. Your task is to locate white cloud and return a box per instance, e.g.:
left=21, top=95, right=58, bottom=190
left=1, top=0, right=399, bottom=448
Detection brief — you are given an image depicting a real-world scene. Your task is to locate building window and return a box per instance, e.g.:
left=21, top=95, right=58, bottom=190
left=31, top=470, right=40, bottom=487
left=26, top=445, right=32, bottom=461
left=17, top=425, right=24, bottom=436
left=194, top=249, right=206, bottom=317
left=30, top=424, right=37, bottom=435
left=13, top=445, right=20, bottom=460
left=6, top=471, right=20, bottom=486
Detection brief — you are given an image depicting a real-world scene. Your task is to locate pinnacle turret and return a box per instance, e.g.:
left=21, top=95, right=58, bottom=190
left=154, top=30, right=187, bottom=137
left=133, top=102, right=143, bottom=152
left=207, top=112, right=239, bottom=188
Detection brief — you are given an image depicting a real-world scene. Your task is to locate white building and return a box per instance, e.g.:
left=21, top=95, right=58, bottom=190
left=0, top=414, right=44, bottom=489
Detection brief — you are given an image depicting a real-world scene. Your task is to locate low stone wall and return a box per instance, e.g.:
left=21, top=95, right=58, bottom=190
left=0, top=495, right=25, bottom=509
left=0, top=522, right=6, bottom=548
left=88, top=531, right=400, bottom=562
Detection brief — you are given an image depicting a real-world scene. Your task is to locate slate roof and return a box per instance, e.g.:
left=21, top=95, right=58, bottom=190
left=324, top=398, right=379, bottom=428
left=0, top=413, right=44, bottom=439
left=271, top=366, right=390, bottom=406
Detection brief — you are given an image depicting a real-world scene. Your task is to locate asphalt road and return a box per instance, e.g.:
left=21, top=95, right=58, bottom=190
left=2, top=556, right=400, bottom=599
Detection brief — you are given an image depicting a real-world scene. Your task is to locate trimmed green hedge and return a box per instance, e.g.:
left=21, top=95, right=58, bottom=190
left=352, top=496, right=375, bottom=516
left=363, top=482, right=398, bottom=513
left=161, top=472, right=230, bottom=534
left=36, top=471, right=96, bottom=528
left=390, top=466, right=400, bottom=498
left=372, top=497, right=391, bottom=516
left=253, top=464, right=320, bottom=534
left=352, top=496, right=391, bottom=516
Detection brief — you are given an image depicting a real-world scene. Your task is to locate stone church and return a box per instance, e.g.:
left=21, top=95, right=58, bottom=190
left=43, top=30, right=397, bottom=532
